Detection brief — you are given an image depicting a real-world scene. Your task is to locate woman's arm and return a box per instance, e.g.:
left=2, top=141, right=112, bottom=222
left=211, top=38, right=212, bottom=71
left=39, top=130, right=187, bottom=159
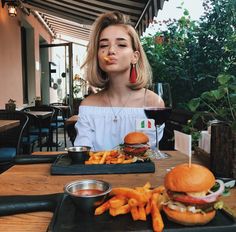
left=74, top=113, right=94, bottom=150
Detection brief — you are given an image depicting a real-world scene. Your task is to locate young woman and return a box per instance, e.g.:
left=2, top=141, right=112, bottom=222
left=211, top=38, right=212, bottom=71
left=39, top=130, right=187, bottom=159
left=74, top=11, right=164, bottom=151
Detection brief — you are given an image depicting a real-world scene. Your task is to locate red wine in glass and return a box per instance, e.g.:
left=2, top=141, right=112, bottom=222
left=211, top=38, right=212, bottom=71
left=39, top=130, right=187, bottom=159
left=144, top=107, right=172, bottom=125
left=144, top=83, right=172, bottom=159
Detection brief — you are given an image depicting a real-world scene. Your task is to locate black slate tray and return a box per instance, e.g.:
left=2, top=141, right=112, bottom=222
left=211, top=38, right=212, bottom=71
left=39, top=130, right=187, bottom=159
left=47, top=195, right=236, bottom=232
left=50, top=155, right=155, bottom=175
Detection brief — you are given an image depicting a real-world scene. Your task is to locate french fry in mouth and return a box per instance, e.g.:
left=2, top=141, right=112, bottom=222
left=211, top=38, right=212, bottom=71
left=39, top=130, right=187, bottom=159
left=103, top=56, right=111, bottom=62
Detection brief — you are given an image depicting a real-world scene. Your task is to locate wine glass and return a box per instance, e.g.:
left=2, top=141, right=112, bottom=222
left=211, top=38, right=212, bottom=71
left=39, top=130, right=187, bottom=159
left=144, top=83, right=172, bottom=159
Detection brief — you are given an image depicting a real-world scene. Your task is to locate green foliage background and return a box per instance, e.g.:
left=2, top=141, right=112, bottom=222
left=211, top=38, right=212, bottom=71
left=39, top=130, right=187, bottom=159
left=141, top=0, right=236, bottom=110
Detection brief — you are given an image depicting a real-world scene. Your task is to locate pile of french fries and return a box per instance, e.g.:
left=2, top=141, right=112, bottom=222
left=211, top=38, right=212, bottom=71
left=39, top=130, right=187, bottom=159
left=85, top=150, right=136, bottom=165
left=95, top=182, right=167, bottom=232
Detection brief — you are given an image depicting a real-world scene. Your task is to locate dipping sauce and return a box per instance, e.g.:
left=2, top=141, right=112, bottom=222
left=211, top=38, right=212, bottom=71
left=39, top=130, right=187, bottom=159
left=73, top=189, right=103, bottom=196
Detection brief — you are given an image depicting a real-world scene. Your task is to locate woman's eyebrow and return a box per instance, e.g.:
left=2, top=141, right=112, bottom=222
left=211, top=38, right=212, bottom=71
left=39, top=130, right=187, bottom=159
left=99, top=38, right=109, bottom=42
left=116, top=37, right=127, bottom=41
left=99, top=37, right=128, bottom=42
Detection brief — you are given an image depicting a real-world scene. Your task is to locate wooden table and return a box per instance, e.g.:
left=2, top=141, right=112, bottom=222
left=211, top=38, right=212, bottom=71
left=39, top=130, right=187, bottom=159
left=0, top=151, right=235, bottom=232
left=0, top=119, right=20, bottom=133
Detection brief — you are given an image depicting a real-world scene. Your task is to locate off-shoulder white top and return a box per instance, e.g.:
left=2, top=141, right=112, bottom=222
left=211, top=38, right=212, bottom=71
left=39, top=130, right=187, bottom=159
left=74, top=106, right=164, bottom=151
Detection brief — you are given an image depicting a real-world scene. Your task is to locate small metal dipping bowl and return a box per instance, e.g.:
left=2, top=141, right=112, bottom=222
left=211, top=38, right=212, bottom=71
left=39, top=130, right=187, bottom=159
left=64, top=179, right=112, bottom=212
left=66, top=146, right=91, bottom=164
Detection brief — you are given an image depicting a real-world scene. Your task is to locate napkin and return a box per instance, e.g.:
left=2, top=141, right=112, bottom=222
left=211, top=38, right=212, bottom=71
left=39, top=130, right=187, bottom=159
left=174, top=130, right=192, bottom=157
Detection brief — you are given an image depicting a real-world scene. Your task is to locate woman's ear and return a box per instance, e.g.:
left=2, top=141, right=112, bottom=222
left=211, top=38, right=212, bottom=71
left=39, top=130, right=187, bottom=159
left=132, top=51, right=140, bottom=64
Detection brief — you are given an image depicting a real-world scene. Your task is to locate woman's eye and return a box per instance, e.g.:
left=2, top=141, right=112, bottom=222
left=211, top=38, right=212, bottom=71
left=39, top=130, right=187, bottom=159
left=118, top=44, right=127, bottom=47
left=99, top=44, right=108, bottom=48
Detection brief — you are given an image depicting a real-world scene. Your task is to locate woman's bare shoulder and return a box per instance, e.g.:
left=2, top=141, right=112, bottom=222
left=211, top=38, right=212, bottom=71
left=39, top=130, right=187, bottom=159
left=145, top=89, right=164, bottom=107
left=80, top=91, right=106, bottom=106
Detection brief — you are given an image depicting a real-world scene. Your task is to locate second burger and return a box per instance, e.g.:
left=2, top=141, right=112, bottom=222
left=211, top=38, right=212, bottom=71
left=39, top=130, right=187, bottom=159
left=121, top=131, right=150, bottom=160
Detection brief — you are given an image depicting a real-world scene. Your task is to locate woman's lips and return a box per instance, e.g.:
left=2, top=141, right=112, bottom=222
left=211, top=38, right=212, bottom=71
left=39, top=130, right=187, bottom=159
left=103, top=56, right=116, bottom=64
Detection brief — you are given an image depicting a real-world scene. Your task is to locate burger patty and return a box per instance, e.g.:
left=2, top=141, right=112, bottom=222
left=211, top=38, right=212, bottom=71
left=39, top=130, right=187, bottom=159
left=122, top=143, right=150, bottom=156
left=123, top=146, right=148, bottom=154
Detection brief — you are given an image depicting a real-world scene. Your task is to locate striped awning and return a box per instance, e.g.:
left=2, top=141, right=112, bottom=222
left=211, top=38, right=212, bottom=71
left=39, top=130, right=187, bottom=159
left=21, top=0, right=167, bottom=42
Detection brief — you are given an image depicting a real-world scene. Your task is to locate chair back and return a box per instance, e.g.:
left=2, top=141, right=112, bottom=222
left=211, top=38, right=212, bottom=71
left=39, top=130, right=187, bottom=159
left=21, top=105, right=55, bottom=128
left=22, top=111, right=41, bottom=138
left=50, top=103, right=72, bottom=119
left=0, top=110, right=29, bottom=155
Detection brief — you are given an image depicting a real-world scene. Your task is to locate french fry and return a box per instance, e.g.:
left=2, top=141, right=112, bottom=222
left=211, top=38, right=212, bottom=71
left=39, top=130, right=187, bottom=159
left=152, top=185, right=165, bottom=194
left=151, top=193, right=164, bottom=232
left=130, top=206, right=139, bottom=221
left=86, top=150, right=137, bottom=165
left=94, top=183, right=167, bottom=232
left=145, top=199, right=151, bottom=215
left=85, top=160, right=92, bottom=164
left=94, top=201, right=110, bottom=215
left=122, top=158, right=134, bottom=164
left=128, top=198, right=139, bottom=207
left=111, top=187, right=148, bottom=203
left=151, top=206, right=164, bottom=232
left=109, top=195, right=127, bottom=208
left=99, top=151, right=109, bottom=164
left=143, top=182, right=151, bottom=190
left=138, top=205, right=147, bottom=221
left=109, top=204, right=130, bottom=216
left=103, top=56, right=111, bottom=62
left=117, top=155, right=125, bottom=163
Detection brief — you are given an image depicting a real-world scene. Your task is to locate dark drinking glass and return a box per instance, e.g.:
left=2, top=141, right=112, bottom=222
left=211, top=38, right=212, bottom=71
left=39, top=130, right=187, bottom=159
left=144, top=83, right=172, bottom=159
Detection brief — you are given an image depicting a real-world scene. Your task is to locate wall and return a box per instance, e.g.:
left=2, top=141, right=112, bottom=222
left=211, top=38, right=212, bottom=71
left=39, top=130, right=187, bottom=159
left=0, top=6, right=52, bottom=109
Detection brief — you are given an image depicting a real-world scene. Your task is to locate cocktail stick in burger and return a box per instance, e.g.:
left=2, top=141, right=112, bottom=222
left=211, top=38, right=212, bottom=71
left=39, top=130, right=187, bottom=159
left=163, top=163, right=225, bottom=226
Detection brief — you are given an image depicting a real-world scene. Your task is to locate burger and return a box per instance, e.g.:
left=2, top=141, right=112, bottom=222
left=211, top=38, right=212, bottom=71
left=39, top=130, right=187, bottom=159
left=122, top=132, right=150, bottom=159
left=163, top=163, right=224, bottom=226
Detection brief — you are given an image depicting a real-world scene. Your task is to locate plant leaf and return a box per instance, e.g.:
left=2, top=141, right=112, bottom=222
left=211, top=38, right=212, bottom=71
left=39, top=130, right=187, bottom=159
left=187, top=98, right=200, bottom=112
left=217, top=74, right=232, bottom=85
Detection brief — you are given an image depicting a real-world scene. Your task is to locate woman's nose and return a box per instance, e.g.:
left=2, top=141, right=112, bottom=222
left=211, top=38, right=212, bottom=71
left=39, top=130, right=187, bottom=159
left=108, top=45, right=116, bottom=55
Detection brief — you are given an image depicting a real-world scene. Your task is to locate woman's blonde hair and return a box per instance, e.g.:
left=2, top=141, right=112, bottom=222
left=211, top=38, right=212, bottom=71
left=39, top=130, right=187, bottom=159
left=82, top=11, right=152, bottom=90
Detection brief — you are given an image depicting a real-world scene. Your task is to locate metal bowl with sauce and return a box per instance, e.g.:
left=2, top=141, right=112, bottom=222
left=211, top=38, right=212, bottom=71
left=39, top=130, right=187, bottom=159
left=64, top=179, right=112, bottom=212
left=66, top=146, right=91, bottom=164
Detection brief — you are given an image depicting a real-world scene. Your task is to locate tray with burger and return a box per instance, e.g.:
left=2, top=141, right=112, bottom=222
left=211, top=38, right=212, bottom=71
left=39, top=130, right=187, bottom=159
left=51, top=132, right=155, bottom=175
left=48, top=164, right=236, bottom=232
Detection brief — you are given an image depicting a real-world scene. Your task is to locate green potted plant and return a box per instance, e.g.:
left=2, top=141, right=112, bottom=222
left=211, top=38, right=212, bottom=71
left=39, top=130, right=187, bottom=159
left=5, top=99, right=16, bottom=111
left=185, top=73, right=236, bottom=177
left=186, top=74, right=236, bottom=132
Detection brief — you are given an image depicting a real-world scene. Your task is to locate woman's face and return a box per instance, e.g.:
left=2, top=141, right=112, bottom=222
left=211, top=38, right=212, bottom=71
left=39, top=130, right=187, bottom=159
left=98, top=25, right=139, bottom=75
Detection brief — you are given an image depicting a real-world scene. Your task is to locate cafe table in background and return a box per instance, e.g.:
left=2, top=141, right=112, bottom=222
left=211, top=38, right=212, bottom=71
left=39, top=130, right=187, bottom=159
left=0, top=119, right=20, bottom=133
left=0, top=151, right=235, bottom=232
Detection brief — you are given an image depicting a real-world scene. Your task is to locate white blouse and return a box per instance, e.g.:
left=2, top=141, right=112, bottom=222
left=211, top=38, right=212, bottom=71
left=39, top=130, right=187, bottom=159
left=74, top=106, right=164, bottom=151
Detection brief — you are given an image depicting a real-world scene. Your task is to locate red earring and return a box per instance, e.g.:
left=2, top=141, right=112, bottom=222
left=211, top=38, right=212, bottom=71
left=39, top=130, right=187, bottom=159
left=130, top=64, right=137, bottom=83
